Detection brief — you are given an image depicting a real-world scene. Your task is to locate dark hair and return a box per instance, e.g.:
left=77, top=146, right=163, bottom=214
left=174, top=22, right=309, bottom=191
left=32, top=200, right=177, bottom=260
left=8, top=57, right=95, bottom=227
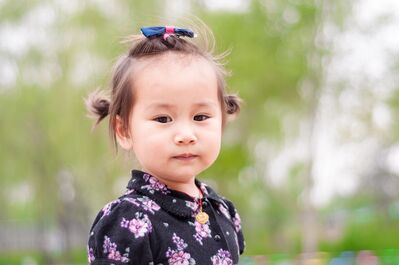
left=85, top=27, right=242, bottom=151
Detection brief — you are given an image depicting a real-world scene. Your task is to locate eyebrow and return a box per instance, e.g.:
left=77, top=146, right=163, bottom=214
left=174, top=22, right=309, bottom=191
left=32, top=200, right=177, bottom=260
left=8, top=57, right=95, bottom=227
left=146, top=101, right=218, bottom=111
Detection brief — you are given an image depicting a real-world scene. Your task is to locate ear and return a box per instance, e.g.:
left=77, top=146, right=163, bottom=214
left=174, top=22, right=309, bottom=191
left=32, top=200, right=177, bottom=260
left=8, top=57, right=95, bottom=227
left=114, top=115, right=133, bottom=151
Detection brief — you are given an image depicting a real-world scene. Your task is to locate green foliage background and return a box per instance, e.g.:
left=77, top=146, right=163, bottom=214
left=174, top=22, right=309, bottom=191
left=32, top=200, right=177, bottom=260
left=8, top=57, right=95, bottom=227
left=1, top=0, right=399, bottom=264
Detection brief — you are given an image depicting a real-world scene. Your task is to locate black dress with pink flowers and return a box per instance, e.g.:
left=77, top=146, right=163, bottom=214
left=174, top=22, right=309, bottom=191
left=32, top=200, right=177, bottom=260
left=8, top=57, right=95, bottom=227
left=87, top=170, right=245, bottom=265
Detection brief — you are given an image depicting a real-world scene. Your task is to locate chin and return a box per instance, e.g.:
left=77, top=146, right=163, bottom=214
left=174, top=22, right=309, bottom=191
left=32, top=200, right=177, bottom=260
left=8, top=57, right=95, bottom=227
left=172, top=168, right=203, bottom=180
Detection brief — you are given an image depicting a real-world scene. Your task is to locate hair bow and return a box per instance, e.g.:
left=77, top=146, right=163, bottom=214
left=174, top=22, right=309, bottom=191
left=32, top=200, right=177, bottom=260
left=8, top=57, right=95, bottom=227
left=140, top=26, right=195, bottom=40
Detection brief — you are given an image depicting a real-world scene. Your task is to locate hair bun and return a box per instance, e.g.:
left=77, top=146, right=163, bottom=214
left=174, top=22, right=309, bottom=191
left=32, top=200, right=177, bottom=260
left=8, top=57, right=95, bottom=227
left=85, top=89, right=111, bottom=126
left=224, top=94, right=241, bottom=115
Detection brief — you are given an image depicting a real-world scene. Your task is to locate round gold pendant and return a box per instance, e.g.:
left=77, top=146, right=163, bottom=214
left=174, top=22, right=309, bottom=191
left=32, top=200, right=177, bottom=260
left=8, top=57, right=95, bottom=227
left=195, top=211, right=209, bottom=224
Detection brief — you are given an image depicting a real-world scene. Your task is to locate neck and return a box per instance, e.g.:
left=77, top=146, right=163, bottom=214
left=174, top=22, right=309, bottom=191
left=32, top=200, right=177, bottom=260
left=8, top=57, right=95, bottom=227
left=143, top=171, right=201, bottom=198
left=164, top=180, right=201, bottom=198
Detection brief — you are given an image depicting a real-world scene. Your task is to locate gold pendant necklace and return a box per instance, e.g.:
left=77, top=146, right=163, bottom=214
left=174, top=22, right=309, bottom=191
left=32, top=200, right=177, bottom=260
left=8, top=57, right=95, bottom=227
left=196, top=211, right=209, bottom=224
left=195, top=187, right=209, bottom=224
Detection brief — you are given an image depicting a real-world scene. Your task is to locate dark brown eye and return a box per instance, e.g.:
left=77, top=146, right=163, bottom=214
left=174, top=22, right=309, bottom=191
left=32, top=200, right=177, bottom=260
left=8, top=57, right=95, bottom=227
left=154, top=116, right=172, bottom=123
left=194, top=115, right=210, bottom=121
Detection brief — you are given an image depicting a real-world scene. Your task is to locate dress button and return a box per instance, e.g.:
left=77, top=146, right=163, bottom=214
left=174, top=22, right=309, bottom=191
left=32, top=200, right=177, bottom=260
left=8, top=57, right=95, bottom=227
left=202, top=200, right=208, bottom=207
left=214, top=234, right=221, bottom=241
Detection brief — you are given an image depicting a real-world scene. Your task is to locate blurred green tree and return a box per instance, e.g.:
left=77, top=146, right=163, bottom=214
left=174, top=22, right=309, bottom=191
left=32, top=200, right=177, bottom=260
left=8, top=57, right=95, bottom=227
left=0, top=0, right=359, bottom=263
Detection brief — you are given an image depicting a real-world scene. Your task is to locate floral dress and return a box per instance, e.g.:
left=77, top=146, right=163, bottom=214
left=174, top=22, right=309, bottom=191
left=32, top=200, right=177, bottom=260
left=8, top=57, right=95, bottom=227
left=87, top=170, right=245, bottom=265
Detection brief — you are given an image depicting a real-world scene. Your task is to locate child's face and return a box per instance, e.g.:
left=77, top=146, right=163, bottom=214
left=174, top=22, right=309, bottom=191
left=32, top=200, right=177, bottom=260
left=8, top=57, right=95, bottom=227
left=121, top=53, right=222, bottom=183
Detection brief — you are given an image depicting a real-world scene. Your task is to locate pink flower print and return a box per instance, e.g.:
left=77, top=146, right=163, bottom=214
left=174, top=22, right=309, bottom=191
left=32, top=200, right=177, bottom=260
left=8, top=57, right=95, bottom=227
left=122, top=197, right=140, bottom=207
left=142, top=174, right=170, bottom=194
left=199, top=183, right=209, bottom=196
left=218, top=204, right=231, bottom=220
left=102, top=236, right=130, bottom=263
left=108, top=250, right=122, bottom=261
left=232, top=212, right=242, bottom=232
left=166, top=233, right=195, bottom=265
left=172, top=233, right=188, bottom=251
left=210, top=249, right=233, bottom=265
left=120, top=256, right=130, bottom=263
left=193, top=221, right=212, bottom=245
left=139, top=197, right=161, bottom=214
left=101, top=199, right=121, bottom=218
left=103, top=235, right=117, bottom=254
left=123, top=189, right=135, bottom=195
left=87, top=246, right=95, bottom=263
left=167, top=250, right=191, bottom=265
left=185, top=200, right=198, bottom=212
left=120, top=212, right=152, bottom=238
left=195, top=221, right=211, bottom=238
left=127, top=218, right=148, bottom=237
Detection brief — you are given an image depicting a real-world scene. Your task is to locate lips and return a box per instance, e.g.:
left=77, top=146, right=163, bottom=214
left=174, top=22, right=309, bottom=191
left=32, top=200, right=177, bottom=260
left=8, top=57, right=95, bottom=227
left=173, top=153, right=198, bottom=160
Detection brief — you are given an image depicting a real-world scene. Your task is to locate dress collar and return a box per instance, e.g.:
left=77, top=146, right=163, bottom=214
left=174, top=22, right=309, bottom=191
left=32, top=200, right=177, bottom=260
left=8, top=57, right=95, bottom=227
left=125, top=170, right=225, bottom=218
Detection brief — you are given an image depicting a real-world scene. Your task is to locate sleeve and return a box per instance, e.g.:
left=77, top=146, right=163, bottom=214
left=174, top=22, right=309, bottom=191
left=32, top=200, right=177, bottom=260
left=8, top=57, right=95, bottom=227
left=223, top=198, right=246, bottom=255
left=87, top=199, right=154, bottom=265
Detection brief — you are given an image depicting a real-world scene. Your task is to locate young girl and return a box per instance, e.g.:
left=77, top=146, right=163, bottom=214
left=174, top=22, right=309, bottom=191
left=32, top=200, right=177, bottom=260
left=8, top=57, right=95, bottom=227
left=86, top=25, right=245, bottom=265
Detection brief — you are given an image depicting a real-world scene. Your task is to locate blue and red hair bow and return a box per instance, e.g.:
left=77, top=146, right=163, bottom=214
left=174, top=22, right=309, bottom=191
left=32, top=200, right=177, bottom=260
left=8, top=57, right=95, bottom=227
left=140, top=26, right=195, bottom=40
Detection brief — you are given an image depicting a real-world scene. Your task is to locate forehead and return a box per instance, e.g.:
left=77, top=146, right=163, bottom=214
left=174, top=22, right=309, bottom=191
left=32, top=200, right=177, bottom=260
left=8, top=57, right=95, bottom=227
left=131, top=53, right=219, bottom=107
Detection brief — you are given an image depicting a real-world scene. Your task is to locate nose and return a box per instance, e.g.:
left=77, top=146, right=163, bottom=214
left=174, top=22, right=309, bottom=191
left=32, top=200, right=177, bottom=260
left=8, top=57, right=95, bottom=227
left=174, top=124, right=197, bottom=145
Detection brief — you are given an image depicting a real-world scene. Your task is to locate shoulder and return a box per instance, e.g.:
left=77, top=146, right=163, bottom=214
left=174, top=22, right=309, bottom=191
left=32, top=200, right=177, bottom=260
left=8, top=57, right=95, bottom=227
left=218, top=197, right=242, bottom=232
left=100, top=189, right=162, bottom=216
left=87, top=192, right=159, bottom=264
left=90, top=191, right=158, bottom=225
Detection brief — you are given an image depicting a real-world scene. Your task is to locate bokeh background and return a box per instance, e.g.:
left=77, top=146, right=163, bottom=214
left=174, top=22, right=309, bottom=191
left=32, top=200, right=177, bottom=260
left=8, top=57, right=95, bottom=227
left=1, top=0, right=399, bottom=264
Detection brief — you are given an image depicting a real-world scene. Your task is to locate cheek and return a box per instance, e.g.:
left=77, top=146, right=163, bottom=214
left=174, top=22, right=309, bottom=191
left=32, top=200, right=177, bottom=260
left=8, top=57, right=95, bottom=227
left=202, top=126, right=222, bottom=156
left=132, top=127, right=167, bottom=147
left=131, top=124, right=170, bottom=152
left=204, top=138, right=221, bottom=166
left=206, top=115, right=222, bottom=141
left=131, top=133, right=169, bottom=166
